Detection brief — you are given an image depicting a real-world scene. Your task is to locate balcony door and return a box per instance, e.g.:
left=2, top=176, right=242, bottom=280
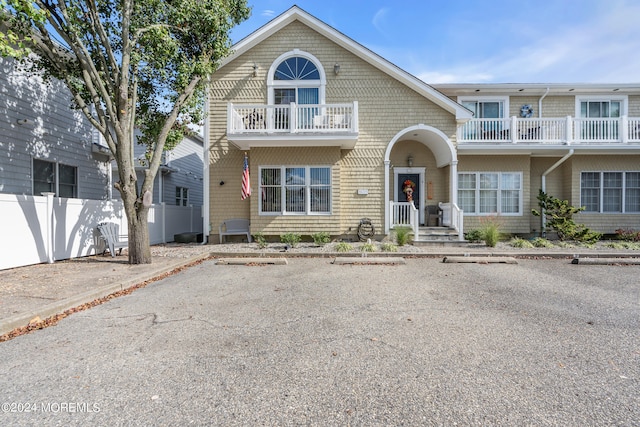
left=460, top=97, right=507, bottom=139
left=579, top=99, right=621, bottom=140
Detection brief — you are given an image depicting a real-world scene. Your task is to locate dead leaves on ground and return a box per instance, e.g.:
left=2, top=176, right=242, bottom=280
left=0, top=257, right=210, bottom=343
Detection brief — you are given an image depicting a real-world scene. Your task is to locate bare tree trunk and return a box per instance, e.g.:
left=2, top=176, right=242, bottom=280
left=125, top=201, right=152, bottom=264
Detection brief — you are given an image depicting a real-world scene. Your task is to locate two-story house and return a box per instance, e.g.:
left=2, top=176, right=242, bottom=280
left=206, top=6, right=640, bottom=243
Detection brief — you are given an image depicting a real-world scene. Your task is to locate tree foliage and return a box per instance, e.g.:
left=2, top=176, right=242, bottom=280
left=532, top=190, right=601, bottom=243
left=1, top=0, right=250, bottom=263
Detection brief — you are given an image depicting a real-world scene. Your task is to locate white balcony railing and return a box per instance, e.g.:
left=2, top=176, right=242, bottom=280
left=458, top=116, right=640, bottom=145
left=228, top=102, right=358, bottom=135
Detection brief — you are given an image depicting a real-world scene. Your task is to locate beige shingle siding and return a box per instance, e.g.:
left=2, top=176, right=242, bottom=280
left=629, top=95, right=640, bottom=116
left=208, top=20, right=458, bottom=238
left=539, top=96, right=575, bottom=118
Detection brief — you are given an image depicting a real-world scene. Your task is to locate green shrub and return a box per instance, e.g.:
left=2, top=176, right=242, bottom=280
left=531, top=237, right=555, bottom=248
left=464, top=229, right=483, bottom=243
left=532, top=190, right=601, bottom=243
left=311, top=232, right=331, bottom=246
left=381, top=242, right=398, bottom=252
left=360, top=242, right=377, bottom=252
left=479, top=216, right=502, bottom=248
left=253, top=232, right=268, bottom=249
left=394, top=226, right=412, bottom=246
left=280, top=232, right=301, bottom=248
left=335, top=242, right=353, bottom=252
left=509, top=237, right=534, bottom=249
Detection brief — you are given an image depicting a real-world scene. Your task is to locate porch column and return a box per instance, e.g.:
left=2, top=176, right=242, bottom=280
left=384, top=159, right=390, bottom=234
left=449, top=160, right=458, bottom=206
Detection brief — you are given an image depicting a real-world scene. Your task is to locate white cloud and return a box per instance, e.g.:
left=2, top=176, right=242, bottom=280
left=412, top=1, right=640, bottom=83
left=261, top=9, right=276, bottom=18
left=372, top=8, right=390, bottom=35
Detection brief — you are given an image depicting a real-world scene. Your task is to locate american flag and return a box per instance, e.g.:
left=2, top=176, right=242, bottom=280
left=241, top=153, right=251, bottom=200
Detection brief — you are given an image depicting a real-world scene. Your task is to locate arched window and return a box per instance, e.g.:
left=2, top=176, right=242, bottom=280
left=274, top=57, right=320, bottom=81
left=268, top=50, right=326, bottom=107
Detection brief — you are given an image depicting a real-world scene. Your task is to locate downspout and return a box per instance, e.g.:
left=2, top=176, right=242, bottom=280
left=538, top=87, right=550, bottom=117
left=201, top=79, right=210, bottom=244
left=540, top=149, right=574, bottom=236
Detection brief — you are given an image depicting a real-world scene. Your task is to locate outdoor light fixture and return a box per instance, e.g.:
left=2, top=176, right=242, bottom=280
left=252, top=63, right=259, bottom=77
left=16, top=118, right=32, bottom=125
left=334, top=63, right=340, bottom=75
left=407, top=155, right=414, bottom=167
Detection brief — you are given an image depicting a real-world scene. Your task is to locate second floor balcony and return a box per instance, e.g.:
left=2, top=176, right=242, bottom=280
left=458, top=116, right=640, bottom=146
left=227, top=102, right=359, bottom=150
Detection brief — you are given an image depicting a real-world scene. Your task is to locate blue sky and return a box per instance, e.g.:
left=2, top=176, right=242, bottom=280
left=231, top=0, right=640, bottom=84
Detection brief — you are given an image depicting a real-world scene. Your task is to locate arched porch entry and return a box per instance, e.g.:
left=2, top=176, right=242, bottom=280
left=384, top=124, right=459, bottom=234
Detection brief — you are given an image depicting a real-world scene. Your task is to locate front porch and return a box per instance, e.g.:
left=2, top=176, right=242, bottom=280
left=389, top=201, right=465, bottom=243
left=384, top=125, right=465, bottom=244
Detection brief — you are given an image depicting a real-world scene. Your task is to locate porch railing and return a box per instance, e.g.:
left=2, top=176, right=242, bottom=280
left=228, top=102, right=358, bottom=134
left=439, top=202, right=464, bottom=241
left=389, top=201, right=419, bottom=241
left=458, top=116, right=640, bottom=144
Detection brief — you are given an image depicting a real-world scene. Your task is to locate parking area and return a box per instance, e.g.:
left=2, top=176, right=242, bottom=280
left=0, top=257, right=638, bottom=425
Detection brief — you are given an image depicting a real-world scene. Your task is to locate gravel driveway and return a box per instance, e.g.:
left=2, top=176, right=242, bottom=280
left=0, top=257, right=638, bottom=426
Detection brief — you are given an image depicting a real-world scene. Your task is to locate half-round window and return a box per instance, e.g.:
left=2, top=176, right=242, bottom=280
left=274, top=57, right=320, bottom=80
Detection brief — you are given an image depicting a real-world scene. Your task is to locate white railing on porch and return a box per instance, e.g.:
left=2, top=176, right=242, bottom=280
left=439, top=202, right=464, bottom=241
left=389, top=201, right=420, bottom=241
left=228, top=102, right=359, bottom=134
left=458, top=116, right=640, bottom=144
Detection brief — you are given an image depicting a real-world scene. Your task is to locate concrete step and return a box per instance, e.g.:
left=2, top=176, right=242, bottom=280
left=413, top=226, right=469, bottom=246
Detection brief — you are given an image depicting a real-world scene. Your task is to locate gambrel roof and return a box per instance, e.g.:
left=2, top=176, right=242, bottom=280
left=220, top=6, right=473, bottom=122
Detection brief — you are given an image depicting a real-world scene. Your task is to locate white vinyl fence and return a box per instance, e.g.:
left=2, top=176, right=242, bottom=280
left=0, top=193, right=202, bottom=270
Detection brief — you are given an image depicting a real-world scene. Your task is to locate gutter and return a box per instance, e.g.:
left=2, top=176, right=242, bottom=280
left=201, top=80, right=210, bottom=245
left=540, top=149, right=574, bottom=236
left=538, top=87, right=550, bottom=117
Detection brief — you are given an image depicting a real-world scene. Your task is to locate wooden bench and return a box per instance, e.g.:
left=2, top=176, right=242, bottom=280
left=219, top=219, right=251, bottom=243
left=97, top=222, right=128, bottom=257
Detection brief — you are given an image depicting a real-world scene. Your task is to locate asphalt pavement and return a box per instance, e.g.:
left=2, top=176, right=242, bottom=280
left=0, top=251, right=638, bottom=425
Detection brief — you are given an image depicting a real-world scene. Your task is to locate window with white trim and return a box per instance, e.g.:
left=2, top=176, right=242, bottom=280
left=33, top=159, right=78, bottom=198
left=581, top=172, right=640, bottom=213
left=260, top=166, right=331, bottom=215
left=458, top=172, right=522, bottom=215
left=268, top=52, right=325, bottom=131
left=460, top=99, right=506, bottom=118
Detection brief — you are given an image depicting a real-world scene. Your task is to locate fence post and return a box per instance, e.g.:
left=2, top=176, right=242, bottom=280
left=42, top=192, right=55, bottom=264
left=160, top=202, right=166, bottom=243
